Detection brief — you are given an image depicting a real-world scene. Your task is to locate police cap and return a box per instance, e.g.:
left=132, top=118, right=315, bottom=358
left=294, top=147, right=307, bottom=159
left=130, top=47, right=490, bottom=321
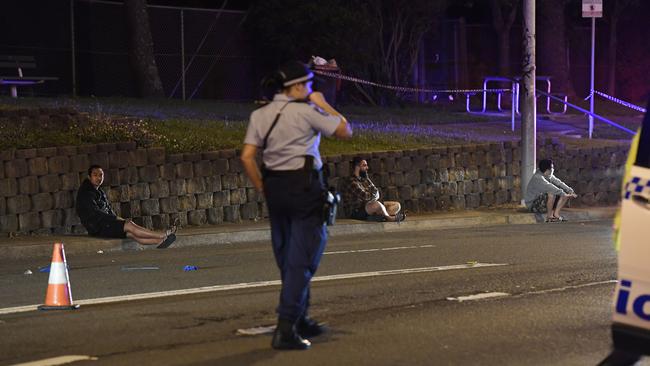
left=277, top=61, right=314, bottom=87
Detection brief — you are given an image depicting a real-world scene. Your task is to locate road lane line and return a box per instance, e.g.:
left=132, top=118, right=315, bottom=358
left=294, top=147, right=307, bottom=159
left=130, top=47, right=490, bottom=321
left=445, top=280, right=618, bottom=303
left=520, top=280, right=617, bottom=296
left=312, top=263, right=506, bottom=281
left=9, top=355, right=98, bottom=366
left=447, top=292, right=510, bottom=302
left=236, top=325, right=276, bottom=336
left=325, top=244, right=436, bottom=255
left=0, top=262, right=506, bottom=315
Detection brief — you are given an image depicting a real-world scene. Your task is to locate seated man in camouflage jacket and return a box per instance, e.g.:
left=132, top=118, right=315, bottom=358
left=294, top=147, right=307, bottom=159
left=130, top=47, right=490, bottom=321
left=340, top=157, right=405, bottom=222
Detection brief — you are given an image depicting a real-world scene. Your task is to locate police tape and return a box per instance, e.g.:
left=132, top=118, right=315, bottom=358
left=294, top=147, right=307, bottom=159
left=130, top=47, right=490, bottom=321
left=585, top=89, right=647, bottom=113
left=312, top=69, right=511, bottom=95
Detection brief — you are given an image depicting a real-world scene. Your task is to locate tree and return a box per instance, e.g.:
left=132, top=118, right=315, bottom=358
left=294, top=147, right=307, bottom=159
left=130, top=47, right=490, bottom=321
left=124, top=0, right=164, bottom=98
left=604, top=0, right=638, bottom=96
left=245, top=0, right=447, bottom=106
left=537, top=0, right=575, bottom=97
left=245, top=1, right=371, bottom=80
left=367, top=0, right=448, bottom=104
left=489, top=0, right=518, bottom=77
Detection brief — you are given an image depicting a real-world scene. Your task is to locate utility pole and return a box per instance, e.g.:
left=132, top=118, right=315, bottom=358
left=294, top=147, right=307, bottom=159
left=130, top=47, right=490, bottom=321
left=520, top=0, right=536, bottom=205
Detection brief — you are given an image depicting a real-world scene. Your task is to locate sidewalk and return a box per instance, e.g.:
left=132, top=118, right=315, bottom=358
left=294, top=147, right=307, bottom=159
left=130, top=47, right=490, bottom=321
left=0, top=206, right=617, bottom=260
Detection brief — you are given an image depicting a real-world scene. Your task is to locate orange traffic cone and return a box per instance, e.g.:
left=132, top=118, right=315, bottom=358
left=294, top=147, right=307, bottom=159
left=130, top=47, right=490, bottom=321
left=38, top=243, right=79, bottom=310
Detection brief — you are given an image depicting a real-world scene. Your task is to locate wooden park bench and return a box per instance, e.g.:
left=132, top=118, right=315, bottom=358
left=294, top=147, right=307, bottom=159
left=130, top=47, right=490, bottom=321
left=0, top=55, right=58, bottom=98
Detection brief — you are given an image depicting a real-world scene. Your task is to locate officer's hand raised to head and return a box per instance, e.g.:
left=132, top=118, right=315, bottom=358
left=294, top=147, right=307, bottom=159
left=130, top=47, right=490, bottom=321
left=333, top=120, right=352, bottom=140
left=308, top=91, right=326, bottom=105
left=308, top=92, right=352, bottom=140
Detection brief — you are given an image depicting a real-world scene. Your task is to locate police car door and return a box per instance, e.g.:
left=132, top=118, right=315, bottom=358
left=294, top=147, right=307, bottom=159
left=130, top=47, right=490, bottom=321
left=613, top=98, right=650, bottom=335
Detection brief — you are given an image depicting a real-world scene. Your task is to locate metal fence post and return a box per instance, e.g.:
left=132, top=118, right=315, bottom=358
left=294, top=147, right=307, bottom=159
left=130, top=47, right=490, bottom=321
left=181, top=9, right=186, bottom=101
left=511, top=80, right=516, bottom=132
left=70, top=0, right=76, bottom=97
left=589, top=16, right=595, bottom=138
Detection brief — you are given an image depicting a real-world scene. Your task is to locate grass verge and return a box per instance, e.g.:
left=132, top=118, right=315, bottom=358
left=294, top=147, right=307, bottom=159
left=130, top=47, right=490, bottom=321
left=0, top=96, right=638, bottom=154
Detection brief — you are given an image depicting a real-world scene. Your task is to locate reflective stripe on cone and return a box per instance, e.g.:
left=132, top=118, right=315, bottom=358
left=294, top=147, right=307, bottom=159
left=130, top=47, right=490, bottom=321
left=38, top=243, right=78, bottom=310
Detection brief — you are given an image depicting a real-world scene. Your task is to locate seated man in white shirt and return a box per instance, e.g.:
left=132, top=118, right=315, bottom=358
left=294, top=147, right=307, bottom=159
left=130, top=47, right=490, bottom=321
left=524, top=158, right=578, bottom=222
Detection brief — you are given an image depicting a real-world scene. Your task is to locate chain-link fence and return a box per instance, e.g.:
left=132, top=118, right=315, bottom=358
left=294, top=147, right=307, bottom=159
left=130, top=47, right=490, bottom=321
left=0, top=1, right=73, bottom=97
left=0, top=0, right=255, bottom=100
left=1, top=1, right=639, bottom=103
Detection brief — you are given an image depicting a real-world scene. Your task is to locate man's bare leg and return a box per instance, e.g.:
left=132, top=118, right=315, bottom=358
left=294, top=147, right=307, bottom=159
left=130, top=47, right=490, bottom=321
left=545, top=194, right=557, bottom=219
left=126, top=233, right=164, bottom=246
left=384, top=201, right=401, bottom=216
left=124, top=221, right=166, bottom=240
left=552, top=195, right=570, bottom=218
left=365, top=201, right=398, bottom=221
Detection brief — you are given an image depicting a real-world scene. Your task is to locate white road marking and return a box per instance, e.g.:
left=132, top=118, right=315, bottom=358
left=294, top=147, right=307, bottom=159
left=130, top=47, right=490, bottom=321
left=520, top=280, right=617, bottom=296
left=9, top=355, right=98, bottom=366
left=236, top=325, right=276, bottom=336
left=445, top=280, right=618, bottom=303
left=0, top=263, right=506, bottom=315
left=312, top=263, right=505, bottom=281
left=325, top=244, right=436, bottom=255
left=447, top=292, right=510, bottom=302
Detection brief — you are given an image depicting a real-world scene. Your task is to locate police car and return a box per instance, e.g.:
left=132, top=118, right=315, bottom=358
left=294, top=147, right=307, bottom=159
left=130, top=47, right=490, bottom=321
left=611, top=97, right=650, bottom=356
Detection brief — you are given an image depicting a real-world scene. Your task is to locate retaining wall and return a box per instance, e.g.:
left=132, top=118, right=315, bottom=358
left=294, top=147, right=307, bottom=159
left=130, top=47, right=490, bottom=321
left=0, top=108, right=630, bottom=236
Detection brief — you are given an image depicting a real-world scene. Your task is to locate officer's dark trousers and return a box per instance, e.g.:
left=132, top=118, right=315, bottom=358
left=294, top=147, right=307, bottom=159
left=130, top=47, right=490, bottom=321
left=264, top=170, right=327, bottom=322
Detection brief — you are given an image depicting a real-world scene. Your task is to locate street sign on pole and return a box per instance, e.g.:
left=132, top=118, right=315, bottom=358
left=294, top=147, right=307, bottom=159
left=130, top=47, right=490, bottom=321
left=583, top=0, right=602, bottom=138
left=582, top=0, right=603, bottom=18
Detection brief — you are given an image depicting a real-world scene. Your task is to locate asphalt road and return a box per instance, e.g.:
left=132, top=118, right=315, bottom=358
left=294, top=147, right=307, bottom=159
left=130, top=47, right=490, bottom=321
left=1, top=220, right=648, bottom=365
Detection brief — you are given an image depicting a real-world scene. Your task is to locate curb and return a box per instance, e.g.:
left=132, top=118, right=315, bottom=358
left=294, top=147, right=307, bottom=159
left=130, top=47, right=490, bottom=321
left=0, top=208, right=616, bottom=259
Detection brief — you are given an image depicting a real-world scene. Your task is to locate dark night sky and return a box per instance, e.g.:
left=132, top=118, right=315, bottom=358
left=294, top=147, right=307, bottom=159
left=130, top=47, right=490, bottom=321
left=100, top=0, right=253, bottom=10
left=1, top=0, right=648, bottom=99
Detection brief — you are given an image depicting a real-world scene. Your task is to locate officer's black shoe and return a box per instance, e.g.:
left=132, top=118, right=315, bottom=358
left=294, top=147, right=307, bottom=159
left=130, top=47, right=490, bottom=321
left=296, top=316, right=328, bottom=338
left=271, top=319, right=311, bottom=350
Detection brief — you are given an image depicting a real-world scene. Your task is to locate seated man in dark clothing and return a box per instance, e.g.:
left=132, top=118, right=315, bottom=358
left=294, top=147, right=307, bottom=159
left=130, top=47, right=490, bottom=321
left=76, top=165, right=177, bottom=248
left=340, top=157, right=405, bottom=222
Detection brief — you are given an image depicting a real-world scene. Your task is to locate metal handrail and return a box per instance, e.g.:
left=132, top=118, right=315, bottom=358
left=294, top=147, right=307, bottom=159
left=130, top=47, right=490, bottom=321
left=475, top=75, right=563, bottom=115
left=537, top=89, right=636, bottom=135
left=467, top=82, right=636, bottom=136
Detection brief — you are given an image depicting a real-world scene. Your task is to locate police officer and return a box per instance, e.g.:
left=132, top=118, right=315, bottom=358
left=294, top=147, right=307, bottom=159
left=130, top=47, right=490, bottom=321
left=241, top=61, right=352, bottom=350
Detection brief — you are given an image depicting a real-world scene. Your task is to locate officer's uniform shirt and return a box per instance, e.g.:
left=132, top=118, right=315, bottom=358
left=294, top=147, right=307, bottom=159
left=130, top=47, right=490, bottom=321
left=244, top=93, right=341, bottom=171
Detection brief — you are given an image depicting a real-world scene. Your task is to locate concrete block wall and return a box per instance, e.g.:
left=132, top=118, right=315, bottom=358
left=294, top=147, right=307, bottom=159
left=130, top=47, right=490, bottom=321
left=536, top=141, right=629, bottom=206
left=0, top=142, right=264, bottom=236
left=327, top=142, right=522, bottom=214
left=0, top=109, right=631, bottom=236
left=327, top=140, right=627, bottom=215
